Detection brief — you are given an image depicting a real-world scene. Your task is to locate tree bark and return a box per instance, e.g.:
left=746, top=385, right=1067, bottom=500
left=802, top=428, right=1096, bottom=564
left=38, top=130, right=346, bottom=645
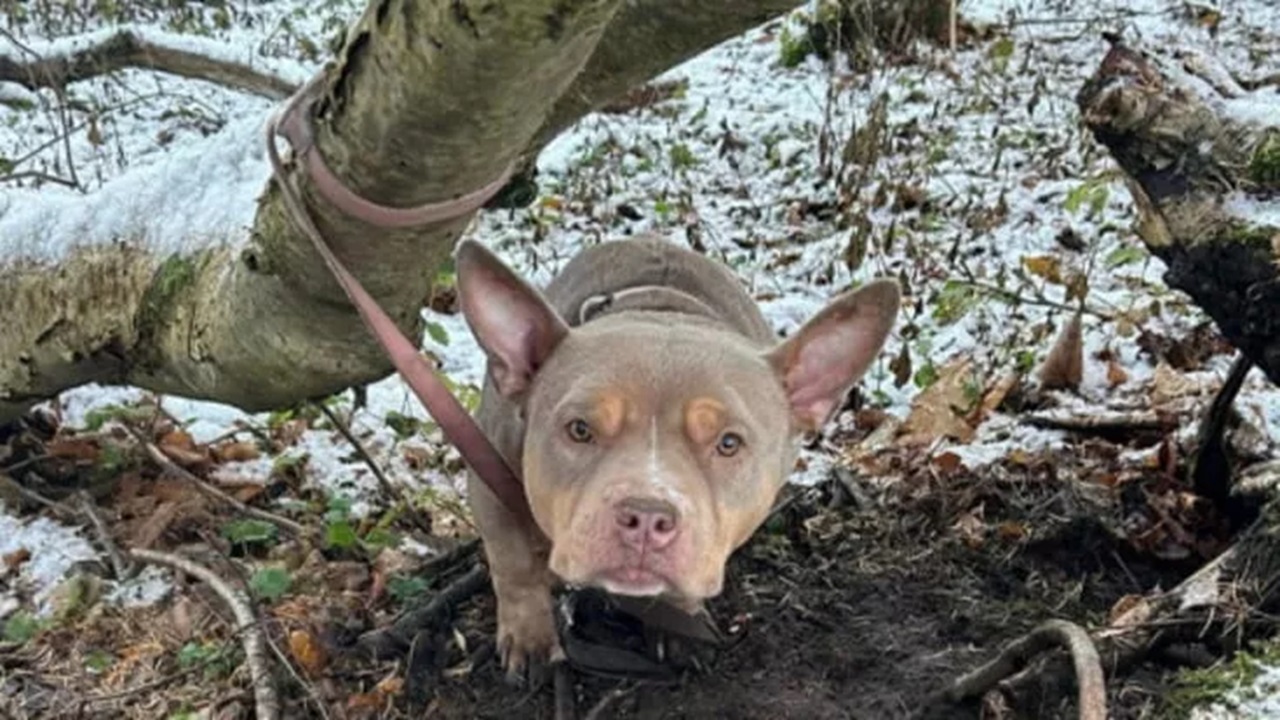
left=2, top=0, right=825, bottom=423
left=1077, top=40, right=1280, bottom=385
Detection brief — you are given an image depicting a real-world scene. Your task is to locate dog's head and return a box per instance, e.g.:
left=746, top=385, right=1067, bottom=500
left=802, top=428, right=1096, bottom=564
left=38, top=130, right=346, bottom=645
left=456, top=240, right=899, bottom=607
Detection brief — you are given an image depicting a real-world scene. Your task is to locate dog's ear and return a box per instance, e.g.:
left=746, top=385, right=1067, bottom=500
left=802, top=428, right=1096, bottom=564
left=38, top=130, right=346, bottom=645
left=764, top=279, right=900, bottom=432
left=455, top=240, right=569, bottom=398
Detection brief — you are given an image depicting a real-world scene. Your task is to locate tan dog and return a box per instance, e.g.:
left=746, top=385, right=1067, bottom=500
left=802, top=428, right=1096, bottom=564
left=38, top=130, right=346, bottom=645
left=455, top=234, right=900, bottom=680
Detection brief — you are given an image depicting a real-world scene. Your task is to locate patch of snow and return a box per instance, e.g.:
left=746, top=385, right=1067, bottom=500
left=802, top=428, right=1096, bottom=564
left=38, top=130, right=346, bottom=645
left=0, top=507, right=96, bottom=612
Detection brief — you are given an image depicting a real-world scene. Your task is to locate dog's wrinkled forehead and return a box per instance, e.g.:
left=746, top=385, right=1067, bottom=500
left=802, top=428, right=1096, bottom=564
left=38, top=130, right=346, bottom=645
left=527, top=316, right=786, bottom=420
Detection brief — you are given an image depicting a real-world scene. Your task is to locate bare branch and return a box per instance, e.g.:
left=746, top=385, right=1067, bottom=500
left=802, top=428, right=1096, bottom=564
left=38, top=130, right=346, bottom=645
left=128, top=547, right=281, bottom=720
left=0, top=29, right=295, bottom=99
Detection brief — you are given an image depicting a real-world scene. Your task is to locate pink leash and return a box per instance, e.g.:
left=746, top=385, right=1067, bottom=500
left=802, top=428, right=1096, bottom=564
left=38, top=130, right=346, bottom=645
left=264, top=75, right=531, bottom=525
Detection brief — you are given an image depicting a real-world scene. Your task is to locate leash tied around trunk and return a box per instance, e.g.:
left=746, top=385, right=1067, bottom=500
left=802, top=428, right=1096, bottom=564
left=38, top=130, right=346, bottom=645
left=263, top=74, right=529, bottom=524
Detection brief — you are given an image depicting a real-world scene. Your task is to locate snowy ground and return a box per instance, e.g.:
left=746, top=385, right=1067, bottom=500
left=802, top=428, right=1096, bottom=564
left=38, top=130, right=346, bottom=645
left=4, top=0, right=1280, bottom=714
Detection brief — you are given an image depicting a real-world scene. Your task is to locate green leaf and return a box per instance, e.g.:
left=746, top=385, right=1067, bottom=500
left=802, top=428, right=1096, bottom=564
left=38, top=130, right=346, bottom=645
left=326, top=520, right=359, bottom=550
left=362, top=527, right=401, bottom=550
left=84, top=649, right=115, bottom=673
left=913, top=362, right=939, bottom=390
left=1105, top=245, right=1145, bottom=269
left=387, top=575, right=431, bottom=603
left=384, top=411, right=422, bottom=440
left=3, top=612, right=41, bottom=644
left=221, top=519, right=278, bottom=546
left=424, top=321, right=449, bottom=346
left=669, top=143, right=697, bottom=170
left=931, top=281, right=981, bottom=325
left=249, top=567, right=292, bottom=602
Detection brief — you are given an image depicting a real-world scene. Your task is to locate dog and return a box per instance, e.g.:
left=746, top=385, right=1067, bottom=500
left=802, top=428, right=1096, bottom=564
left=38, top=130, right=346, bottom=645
left=454, top=233, right=900, bottom=680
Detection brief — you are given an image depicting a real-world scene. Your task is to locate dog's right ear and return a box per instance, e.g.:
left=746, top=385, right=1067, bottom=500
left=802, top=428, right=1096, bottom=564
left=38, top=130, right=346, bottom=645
left=455, top=240, right=570, bottom=398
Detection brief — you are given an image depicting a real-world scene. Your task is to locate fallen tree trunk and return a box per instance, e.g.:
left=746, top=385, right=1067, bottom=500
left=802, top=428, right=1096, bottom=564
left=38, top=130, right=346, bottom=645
left=0, top=0, right=816, bottom=423
left=1077, top=39, right=1280, bottom=385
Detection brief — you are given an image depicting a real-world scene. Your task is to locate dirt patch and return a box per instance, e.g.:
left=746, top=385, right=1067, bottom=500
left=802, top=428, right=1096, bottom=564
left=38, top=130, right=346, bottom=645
left=411, top=446, right=1198, bottom=720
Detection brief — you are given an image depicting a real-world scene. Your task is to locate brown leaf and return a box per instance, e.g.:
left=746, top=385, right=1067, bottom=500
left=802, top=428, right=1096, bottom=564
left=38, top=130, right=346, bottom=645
left=889, top=343, right=913, bottom=389
left=932, top=451, right=964, bottom=474
left=1106, top=358, right=1129, bottom=387
left=1021, top=254, right=1062, bottom=284
left=3, top=547, right=31, bottom=572
left=979, top=371, right=1020, bottom=419
left=1107, top=594, right=1152, bottom=627
left=289, top=629, right=328, bottom=676
left=996, top=522, right=1028, bottom=542
left=1037, top=312, right=1083, bottom=390
left=952, top=506, right=986, bottom=548
left=898, top=358, right=981, bottom=446
left=46, top=437, right=100, bottom=462
left=211, top=441, right=261, bottom=463
left=129, top=500, right=181, bottom=549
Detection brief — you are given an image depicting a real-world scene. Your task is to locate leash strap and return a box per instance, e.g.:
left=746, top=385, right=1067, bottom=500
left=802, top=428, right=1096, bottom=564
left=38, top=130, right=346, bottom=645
left=264, top=74, right=530, bottom=524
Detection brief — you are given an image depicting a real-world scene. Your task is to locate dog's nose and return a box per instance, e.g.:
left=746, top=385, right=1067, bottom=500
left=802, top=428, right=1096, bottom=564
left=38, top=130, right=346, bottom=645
left=614, top=497, right=680, bottom=550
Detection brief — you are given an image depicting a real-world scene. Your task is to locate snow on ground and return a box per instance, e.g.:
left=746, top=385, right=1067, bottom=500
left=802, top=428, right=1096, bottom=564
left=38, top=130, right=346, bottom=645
left=4, top=0, right=1280, bottom=709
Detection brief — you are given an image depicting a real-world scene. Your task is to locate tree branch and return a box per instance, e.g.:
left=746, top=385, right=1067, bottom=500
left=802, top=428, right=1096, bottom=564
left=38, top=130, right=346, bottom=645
left=0, top=29, right=295, bottom=99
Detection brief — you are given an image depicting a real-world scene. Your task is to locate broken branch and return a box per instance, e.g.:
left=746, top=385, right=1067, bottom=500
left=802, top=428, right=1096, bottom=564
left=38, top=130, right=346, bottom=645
left=0, top=29, right=295, bottom=99
left=128, top=547, right=280, bottom=720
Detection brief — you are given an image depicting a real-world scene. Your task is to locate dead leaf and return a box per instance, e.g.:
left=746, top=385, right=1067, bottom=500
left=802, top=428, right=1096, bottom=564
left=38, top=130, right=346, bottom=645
left=996, top=522, right=1027, bottom=542
left=1021, top=254, right=1063, bottom=284
left=889, top=343, right=913, bottom=389
left=932, top=451, right=965, bottom=474
left=1037, top=312, right=1083, bottom=390
left=289, top=629, right=328, bottom=676
left=1106, top=358, right=1129, bottom=387
left=1150, top=361, right=1203, bottom=405
left=898, top=357, right=981, bottom=446
left=46, top=437, right=100, bottom=462
left=129, top=500, right=181, bottom=549
left=212, top=441, right=261, bottom=463
left=1107, top=594, right=1152, bottom=627
left=3, top=547, right=30, bottom=572
left=952, top=505, right=986, bottom=548
left=979, top=371, right=1020, bottom=418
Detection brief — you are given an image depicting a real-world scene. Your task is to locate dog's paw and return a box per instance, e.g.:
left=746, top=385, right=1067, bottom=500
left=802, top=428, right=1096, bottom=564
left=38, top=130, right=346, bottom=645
left=496, top=591, right=563, bottom=686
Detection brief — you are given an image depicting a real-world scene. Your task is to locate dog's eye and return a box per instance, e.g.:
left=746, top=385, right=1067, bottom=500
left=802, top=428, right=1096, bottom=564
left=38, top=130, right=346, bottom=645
left=716, top=432, right=744, bottom=457
left=566, top=418, right=594, bottom=443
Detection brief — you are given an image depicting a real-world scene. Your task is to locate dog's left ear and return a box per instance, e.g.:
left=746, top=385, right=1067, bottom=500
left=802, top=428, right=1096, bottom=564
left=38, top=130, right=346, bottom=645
left=454, top=240, right=570, bottom=398
left=764, top=279, right=900, bottom=432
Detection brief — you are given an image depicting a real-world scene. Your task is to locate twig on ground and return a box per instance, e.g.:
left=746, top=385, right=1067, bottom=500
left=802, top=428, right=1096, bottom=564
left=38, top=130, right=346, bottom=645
left=0, top=28, right=295, bottom=99
left=584, top=682, right=640, bottom=720
left=0, top=472, right=78, bottom=518
left=555, top=663, right=576, bottom=720
left=129, top=427, right=311, bottom=538
left=128, top=548, right=280, bottom=720
left=87, top=664, right=204, bottom=704
left=1022, top=411, right=1175, bottom=434
left=76, top=491, right=134, bottom=579
left=317, top=402, right=433, bottom=535
left=931, top=619, right=1106, bottom=720
left=0, top=170, right=79, bottom=188
left=358, top=564, right=490, bottom=660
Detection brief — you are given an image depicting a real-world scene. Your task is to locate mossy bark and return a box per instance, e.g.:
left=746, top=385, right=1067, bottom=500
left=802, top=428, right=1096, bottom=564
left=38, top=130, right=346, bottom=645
left=1078, top=41, right=1280, bottom=384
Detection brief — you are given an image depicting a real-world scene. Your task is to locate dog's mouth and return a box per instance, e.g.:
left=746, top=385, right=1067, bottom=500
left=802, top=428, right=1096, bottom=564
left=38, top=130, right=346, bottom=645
left=594, top=566, right=671, bottom=597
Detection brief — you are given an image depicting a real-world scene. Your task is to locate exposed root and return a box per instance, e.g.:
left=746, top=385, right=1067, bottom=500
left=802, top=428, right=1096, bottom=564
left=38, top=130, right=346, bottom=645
left=928, top=619, right=1106, bottom=720
left=127, top=548, right=280, bottom=720
left=358, top=564, right=490, bottom=660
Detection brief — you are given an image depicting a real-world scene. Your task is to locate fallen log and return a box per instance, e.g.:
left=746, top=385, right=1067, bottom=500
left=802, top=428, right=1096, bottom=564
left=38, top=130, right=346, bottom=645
left=1077, top=36, right=1280, bottom=385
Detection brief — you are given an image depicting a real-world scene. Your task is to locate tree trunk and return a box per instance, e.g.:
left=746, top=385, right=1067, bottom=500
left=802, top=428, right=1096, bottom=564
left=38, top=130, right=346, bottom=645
left=2, top=0, right=832, bottom=424
left=1077, top=40, right=1280, bottom=385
